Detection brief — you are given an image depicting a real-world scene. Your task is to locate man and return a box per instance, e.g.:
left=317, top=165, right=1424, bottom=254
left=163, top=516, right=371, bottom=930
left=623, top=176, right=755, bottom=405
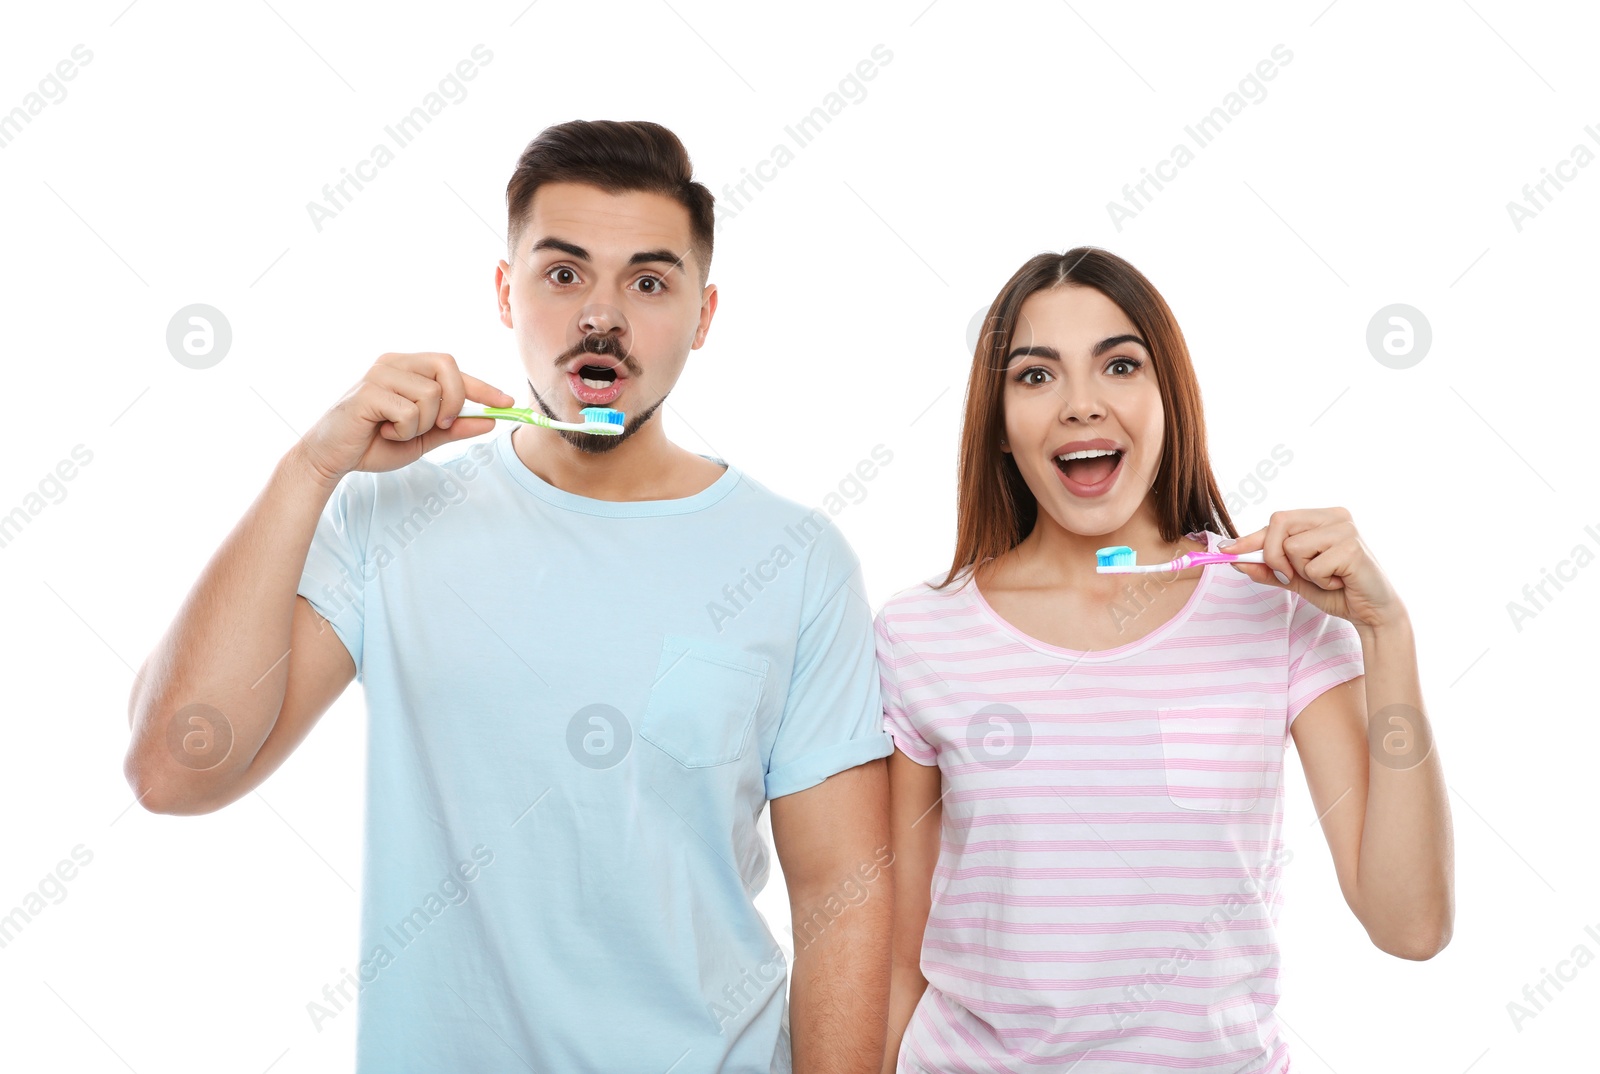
left=124, top=119, right=893, bottom=1073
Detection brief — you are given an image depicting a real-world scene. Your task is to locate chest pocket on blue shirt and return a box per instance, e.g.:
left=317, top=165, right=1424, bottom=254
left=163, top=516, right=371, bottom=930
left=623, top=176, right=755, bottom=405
left=639, top=634, right=769, bottom=768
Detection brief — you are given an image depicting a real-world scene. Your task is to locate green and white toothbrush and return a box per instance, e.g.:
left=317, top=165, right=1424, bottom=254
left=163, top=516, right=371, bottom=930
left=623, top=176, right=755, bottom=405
left=457, top=403, right=626, bottom=435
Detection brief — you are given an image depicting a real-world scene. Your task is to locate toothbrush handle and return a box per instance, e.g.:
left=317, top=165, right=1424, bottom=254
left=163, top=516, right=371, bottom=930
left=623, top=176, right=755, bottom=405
left=458, top=402, right=527, bottom=421
left=456, top=404, right=588, bottom=432
left=1186, top=550, right=1265, bottom=567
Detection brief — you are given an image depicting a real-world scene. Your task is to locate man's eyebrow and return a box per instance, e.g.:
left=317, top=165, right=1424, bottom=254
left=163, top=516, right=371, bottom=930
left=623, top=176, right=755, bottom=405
left=1004, top=334, right=1148, bottom=364
left=529, top=237, right=589, bottom=260
left=528, top=237, right=688, bottom=275
left=627, top=249, right=689, bottom=275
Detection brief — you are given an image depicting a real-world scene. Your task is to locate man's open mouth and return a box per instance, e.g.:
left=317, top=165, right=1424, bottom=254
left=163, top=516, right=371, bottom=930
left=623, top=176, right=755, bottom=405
left=577, top=364, right=619, bottom=390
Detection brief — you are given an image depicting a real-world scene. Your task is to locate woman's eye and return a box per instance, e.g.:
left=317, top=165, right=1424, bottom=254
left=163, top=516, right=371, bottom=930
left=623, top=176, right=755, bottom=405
left=1109, top=357, right=1143, bottom=376
left=1017, top=367, right=1052, bottom=386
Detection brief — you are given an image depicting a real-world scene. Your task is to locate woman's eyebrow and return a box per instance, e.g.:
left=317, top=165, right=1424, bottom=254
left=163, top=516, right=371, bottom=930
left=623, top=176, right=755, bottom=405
left=1004, top=344, right=1060, bottom=364
left=1004, top=334, right=1149, bottom=364
left=1093, top=333, right=1148, bottom=355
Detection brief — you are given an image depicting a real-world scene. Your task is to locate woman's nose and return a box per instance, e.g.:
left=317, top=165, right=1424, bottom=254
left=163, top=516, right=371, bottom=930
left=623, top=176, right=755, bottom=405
left=1056, top=382, right=1105, bottom=422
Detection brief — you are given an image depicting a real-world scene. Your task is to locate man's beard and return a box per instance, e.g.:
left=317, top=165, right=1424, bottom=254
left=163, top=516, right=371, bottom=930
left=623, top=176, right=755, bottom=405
left=527, top=379, right=667, bottom=454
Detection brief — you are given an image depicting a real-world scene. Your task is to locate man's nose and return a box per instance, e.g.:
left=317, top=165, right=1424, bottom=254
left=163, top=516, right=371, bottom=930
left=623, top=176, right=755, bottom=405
left=577, top=302, right=627, bottom=337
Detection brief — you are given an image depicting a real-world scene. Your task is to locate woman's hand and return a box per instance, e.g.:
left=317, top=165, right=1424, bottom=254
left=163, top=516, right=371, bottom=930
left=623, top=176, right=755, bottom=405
left=1220, top=508, right=1407, bottom=633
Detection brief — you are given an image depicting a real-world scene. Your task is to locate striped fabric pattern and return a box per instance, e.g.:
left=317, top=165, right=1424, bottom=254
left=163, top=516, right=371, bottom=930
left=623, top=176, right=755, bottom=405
left=877, top=530, right=1365, bottom=1073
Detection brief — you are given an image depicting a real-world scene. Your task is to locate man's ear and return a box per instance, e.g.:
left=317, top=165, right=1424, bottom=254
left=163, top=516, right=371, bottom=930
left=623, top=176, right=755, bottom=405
left=495, top=260, right=513, bottom=329
left=692, top=283, right=718, bottom=349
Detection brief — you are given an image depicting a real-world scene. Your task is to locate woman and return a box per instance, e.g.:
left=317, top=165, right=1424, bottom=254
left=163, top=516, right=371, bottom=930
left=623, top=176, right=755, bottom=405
left=876, top=248, right=1453, bottom=1073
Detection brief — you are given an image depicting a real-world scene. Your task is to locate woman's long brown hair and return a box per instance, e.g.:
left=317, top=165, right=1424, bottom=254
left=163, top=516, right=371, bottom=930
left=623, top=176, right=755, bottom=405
left=936, top=247, right=1239, bottom=590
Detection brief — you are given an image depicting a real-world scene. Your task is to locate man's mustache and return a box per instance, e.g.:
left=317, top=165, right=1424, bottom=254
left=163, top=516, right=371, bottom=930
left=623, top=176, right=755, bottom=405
left=560, top=334, right=641, bottom=376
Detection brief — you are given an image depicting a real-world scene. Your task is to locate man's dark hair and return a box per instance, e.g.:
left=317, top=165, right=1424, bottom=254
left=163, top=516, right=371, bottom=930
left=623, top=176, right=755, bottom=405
left=505, top=119, right=715, bottom=284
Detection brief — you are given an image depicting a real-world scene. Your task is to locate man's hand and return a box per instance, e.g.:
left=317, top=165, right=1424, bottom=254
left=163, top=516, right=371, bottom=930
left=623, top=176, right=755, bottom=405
left=297, top=352, right=516, bottom=487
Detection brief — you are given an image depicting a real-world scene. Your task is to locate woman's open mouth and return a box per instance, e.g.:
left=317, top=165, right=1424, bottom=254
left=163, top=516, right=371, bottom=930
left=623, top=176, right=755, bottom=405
left=568, top=364, right=626, bottom=406
left=1052, top=448, right=1124, bottom=498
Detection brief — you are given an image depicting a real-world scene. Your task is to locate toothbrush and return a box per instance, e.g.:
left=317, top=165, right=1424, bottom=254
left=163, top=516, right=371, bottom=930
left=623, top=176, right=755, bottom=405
left=1095, top=544, right=1266, bottom=574
left=456, top=403, right=626, bottom=435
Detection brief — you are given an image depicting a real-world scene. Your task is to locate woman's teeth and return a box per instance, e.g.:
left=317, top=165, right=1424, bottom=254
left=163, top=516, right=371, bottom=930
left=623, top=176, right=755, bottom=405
left=1054, top=449, right=1121, bottom=471
left=1053, top=448, right=1123, bottom=487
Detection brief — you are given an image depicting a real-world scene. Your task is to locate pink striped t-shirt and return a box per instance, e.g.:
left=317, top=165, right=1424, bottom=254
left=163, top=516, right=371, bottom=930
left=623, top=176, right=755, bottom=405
left=876, top=529, right=1365, bottom=1074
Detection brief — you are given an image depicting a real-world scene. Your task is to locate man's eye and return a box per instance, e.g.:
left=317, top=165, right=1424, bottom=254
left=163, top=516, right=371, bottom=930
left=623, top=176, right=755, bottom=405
left=546, top=266, right=578, bottom=285
left=635, top=276, right=667, bottom=294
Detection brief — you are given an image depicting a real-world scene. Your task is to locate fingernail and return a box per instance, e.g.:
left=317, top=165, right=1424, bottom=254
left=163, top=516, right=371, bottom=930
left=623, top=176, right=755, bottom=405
left=440, top=416, right=453, bottom=428
left=1273, top=570, right=1290, bottom=584
left=1219, top=539, right=1235, bottom=548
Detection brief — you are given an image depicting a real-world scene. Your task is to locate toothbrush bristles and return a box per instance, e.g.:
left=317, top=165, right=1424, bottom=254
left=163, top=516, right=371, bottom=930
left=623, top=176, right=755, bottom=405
left=1095, top=546, right=1137, bottom=568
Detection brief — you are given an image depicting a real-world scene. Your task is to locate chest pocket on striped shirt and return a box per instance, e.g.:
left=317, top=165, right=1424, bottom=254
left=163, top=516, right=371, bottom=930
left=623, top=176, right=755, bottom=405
left=1155, top=706, right=1272, bottom=812
left=638, top=634, right=768, bottom=769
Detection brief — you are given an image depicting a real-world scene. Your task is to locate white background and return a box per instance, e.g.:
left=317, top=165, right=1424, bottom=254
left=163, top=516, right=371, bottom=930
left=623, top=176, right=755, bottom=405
left=2, top=0, right=1595, bottom=1071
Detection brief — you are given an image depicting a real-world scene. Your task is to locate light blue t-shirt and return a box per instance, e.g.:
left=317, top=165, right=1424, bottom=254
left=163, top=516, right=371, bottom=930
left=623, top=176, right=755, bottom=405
left=295, top=424, right=893, bottom=1073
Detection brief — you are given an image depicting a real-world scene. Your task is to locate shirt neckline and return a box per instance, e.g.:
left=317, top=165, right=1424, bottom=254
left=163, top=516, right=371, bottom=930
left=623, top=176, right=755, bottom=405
left=966, top=529, right=1220, bottom=662
left=494, top=424, right=741, bottom=517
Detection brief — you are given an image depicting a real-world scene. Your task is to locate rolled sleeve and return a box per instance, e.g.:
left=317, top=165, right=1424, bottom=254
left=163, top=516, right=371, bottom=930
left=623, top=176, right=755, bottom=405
left=763, top=531, right=893, bottom=799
